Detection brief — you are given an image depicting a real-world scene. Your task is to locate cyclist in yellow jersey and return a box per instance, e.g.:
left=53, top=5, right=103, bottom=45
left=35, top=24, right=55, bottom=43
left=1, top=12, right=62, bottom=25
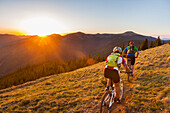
left=104, top=46, right=130, bottom=103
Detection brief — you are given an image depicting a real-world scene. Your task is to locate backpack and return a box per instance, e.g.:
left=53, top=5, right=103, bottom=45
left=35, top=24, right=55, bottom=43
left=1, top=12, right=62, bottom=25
left=127, top=44, right=135, bottom=54
left=107, top=53, right=120, bottom=67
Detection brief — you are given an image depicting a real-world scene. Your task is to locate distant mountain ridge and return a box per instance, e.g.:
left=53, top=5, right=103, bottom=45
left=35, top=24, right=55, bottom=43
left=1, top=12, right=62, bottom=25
left=0, top=31, right=166, bottom=77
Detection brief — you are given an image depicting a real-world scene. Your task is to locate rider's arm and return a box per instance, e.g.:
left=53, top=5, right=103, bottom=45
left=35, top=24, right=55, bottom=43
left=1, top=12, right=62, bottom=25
left=123, top=63, right=131, bottom=72
left=122, top=47, right=127, bottom=57
left=121, top=57, right=131, bottom=72
left=122, top=51, right=125, bottom=57
left=136, top=51, right=139, bottom=58
left=105, top=55, right=110, bottom=66
left=134, top=46, right=139, bottom=58
left=106, top=55, right=110, bottom=63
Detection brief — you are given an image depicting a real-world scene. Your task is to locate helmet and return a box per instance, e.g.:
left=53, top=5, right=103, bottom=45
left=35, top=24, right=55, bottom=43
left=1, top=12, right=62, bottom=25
left=113, top=46, right=122, bottom=53
left=129, top=41, right=134, bottom=45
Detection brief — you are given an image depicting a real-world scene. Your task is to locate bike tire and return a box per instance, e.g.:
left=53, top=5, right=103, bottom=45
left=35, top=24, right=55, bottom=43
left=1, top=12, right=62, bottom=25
left=100, top=91, right=112, bottom=113
left=127, top=58, right=131, bottom=82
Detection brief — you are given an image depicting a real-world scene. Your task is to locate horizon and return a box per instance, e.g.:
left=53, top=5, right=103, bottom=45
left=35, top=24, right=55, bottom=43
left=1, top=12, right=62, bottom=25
left=1, top=31, right=170, bottom=40
left=0, top=0, right=170, bottom=39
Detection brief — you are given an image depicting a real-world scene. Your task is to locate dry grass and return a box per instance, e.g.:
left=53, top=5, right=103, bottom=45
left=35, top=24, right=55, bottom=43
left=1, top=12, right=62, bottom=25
left=0, top=62, right=105, bottom=112
left=123, top=44, right=170, bottom=112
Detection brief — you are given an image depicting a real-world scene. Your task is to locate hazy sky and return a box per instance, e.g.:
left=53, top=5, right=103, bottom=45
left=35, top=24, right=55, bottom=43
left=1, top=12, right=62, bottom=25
left=0, top=0, right=170, bottom=38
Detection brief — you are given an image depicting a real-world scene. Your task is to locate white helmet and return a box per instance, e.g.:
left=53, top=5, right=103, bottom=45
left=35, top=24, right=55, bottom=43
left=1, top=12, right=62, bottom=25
left=113, top=46, right=122, bottom=53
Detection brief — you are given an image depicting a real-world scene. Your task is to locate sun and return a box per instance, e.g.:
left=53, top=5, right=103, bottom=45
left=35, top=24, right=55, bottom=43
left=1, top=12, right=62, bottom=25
left=20, top=17, right=65, bottom=36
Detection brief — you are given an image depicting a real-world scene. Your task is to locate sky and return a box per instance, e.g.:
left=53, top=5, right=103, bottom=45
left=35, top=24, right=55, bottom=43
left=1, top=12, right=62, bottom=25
left=0, top=0, right=170, bottom=39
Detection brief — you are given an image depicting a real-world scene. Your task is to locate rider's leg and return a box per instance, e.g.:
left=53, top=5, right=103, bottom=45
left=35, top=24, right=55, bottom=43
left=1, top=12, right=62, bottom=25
left=115, top=82, right=120, bottom=99
left=131, top=65, right=134, bottom=73
left=107, top=78, right=111, bottom=87
left=126, top=58, right=129, bottom=65
left=105, top=78, right=111, bottom=91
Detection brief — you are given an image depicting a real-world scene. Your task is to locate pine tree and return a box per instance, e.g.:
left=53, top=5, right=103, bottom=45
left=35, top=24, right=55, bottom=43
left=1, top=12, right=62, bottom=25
left=154, top=40, right=157, bottom=47
left=96, top=52, right=101, bottom=62
left=157, top=36, right=162, bottom=46
left=149, top=41, right=154, bottom=48
left=154, top=36, right=162, bottom=47
left=146, top=39, right=148, bottom=49
left=137, top=45, right=140, bottom=50
left=140, top=40, right=145, bottom=50
left=163, top=40, right=165, bottom=44
left=140, top=39, right=148, bottom=50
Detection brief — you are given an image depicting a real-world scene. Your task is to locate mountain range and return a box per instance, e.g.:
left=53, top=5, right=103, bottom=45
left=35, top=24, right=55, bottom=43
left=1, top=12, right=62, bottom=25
left=0, top=31, right=167, bottom=77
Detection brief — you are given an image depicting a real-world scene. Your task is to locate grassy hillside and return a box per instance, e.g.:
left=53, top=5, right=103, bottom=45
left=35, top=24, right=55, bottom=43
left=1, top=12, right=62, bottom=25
left=0, top=44, right=169, bottom=112
left=0, top=62, right=106, bottom=113
left=123, top=44, right=170, bottom=113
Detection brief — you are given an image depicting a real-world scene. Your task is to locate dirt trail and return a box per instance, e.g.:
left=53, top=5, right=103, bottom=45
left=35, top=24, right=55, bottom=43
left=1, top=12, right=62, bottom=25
left=86, top=75, right=135, bottom=113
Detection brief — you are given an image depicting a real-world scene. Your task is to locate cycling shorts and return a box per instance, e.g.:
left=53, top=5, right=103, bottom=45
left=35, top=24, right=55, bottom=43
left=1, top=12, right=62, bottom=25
left=104, top=68, right=120, bottom=83
left=127, top=55, right=135, bottom=65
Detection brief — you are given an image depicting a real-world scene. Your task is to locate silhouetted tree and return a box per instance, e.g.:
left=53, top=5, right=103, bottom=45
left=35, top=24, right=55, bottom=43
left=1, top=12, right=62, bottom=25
left=149, top=41, right=154, bottom=48
left=154, top=36, right=162, bottom=47
left=96, top=52, right=101, bottom=62
left=141, top=39, right=148, bottom=50
left=157, top=36, right=162, bottom=46
left=137, top=45, right=140, bottom=51
left=127, top=41, right=130, bottom=46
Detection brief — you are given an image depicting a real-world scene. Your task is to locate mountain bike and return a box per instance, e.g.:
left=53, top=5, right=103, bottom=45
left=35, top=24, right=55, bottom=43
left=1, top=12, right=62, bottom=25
left=100, top=71, right=131, bottom=113
left=127, top=56, right=137, bottom=82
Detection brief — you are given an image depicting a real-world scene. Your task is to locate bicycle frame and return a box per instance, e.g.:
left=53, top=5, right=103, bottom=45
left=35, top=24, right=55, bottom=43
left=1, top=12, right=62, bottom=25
left=108, top=77, right=124, bottom=108
left=109, top=85, right=116, bottom=108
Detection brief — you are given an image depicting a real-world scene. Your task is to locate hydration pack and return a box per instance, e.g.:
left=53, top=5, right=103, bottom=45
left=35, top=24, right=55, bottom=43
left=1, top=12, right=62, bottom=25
left=107, top=53, right=120, bottom=67
left=127, top=44, right=135, bottom=54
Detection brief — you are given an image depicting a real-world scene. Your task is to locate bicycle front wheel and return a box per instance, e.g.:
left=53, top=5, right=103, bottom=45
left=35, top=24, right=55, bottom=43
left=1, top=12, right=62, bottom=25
left=100, top=91, right=112, bottom=113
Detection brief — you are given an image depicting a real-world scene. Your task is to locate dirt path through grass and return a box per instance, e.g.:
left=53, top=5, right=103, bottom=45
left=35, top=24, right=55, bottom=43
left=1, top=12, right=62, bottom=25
left=86, top=74, right=135, bottom=113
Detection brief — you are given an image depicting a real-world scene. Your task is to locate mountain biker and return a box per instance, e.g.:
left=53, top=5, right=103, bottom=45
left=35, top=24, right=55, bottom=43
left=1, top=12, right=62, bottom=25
left=104, top=47, right=131, bottom=103
left=122, top=41, right=139, bottom=74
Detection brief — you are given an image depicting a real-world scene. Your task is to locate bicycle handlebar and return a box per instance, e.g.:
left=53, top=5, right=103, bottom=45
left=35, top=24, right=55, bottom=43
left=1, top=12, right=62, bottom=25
left=122, top=55, right=138, bottom=58
left=120, top=70, right=132, bottom=74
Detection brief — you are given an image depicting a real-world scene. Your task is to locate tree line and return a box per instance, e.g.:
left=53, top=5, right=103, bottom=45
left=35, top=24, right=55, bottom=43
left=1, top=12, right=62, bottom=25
left=0, top=54, right=106, bottom=90
left=139, top=36, right=165, bottom=50
left=121, top=36, right=166, bottom=51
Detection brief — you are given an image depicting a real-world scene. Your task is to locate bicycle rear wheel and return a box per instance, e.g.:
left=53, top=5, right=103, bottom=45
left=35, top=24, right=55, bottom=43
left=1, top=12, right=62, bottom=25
left=100, top=91, right=112, bottom=113
left=127, top=58, right=132, bottom=82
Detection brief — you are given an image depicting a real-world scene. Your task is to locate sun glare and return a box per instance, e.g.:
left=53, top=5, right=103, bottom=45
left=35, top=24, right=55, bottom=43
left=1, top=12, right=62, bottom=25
left=20, top=17, right=65, bottom=36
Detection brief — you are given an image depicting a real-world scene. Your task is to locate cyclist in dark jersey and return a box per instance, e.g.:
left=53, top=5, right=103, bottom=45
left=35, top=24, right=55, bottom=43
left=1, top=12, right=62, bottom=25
left=122, top=42, right=139, bottom=73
